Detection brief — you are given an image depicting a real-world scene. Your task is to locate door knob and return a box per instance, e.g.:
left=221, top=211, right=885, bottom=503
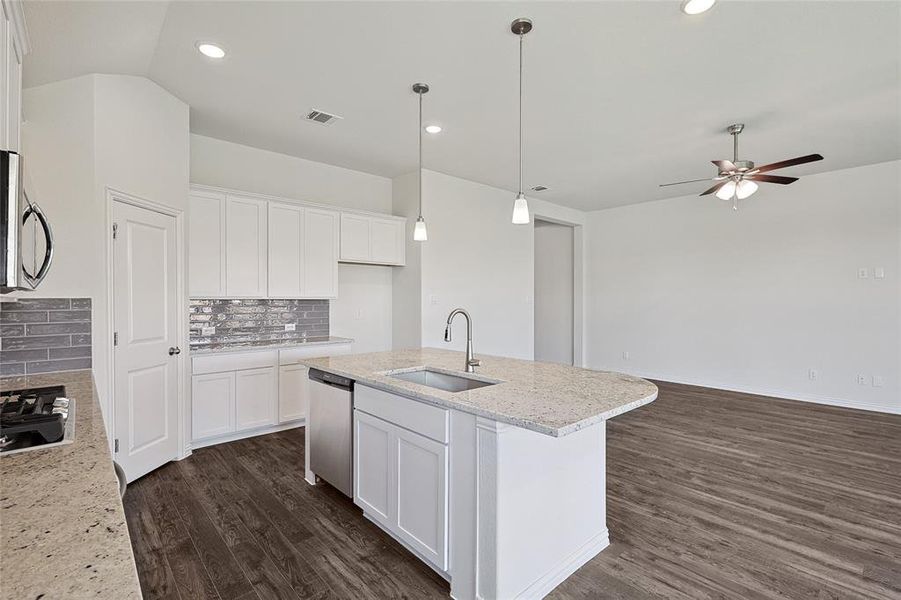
left=168, top=346, right=181, bottom=356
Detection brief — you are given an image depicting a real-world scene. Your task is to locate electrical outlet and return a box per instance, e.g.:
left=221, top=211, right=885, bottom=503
left=201, top=326, right=215, bottom=336
left=354, top=308, right=364, bottom=320
left=857, top=268, right=869, bottom=279
left=873, top=375, right=884, bottom=388
left=808, top=369, right=818, bottom=381
left=857, top=374, right=868, bottom=386
left=284, top=323, right=296, bottom=332
left=622, top=351, right=630, bottom=360
left=429, top=294, right=439, bottom=306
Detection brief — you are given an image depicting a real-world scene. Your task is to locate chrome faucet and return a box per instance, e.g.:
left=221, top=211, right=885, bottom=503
left=444, top=308, right=481, bottom=373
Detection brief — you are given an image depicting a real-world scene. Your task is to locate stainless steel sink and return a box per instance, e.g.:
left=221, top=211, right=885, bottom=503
left=388, top=368, right=497, bottom=392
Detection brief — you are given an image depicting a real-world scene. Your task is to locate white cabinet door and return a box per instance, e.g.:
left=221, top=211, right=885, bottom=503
left=226, top=195, right=268, bottom=297
left=354, top=410, right=394, bottom=527
left=395, top=426, right=448, bottom=570
left=235, top=366, right=277, bottom=431
left=268, top=202, right=304, bottom=297
left=278, top=363, right=308, bottom=423
left=370, top=217, right=404, bottom=265
left=3, top=18, right=22, bottom=153
left=303, top=208, right=339, bottom=298
left=189, top=192, right=226, bottom=296
left=192, top=372, right=235, bottom=441
left=340, top=213, right=371, bottom=262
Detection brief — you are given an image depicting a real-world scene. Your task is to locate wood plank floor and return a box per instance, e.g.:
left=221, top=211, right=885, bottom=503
left=124, top=382, right=901, bottom=599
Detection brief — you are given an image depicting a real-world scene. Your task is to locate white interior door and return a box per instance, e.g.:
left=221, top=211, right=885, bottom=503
left=113, top=200, right=179, bottom=482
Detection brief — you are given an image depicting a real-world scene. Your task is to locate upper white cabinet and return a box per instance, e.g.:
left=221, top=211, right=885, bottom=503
left=188, top=185, right=404, bottom=298
left=226, top=194, right=268, bottom=297
left=1, top=0, right=28, bottom=153
left=340, top=213, right=405, bottom=266
left=188, top=190, right=227, bottom=296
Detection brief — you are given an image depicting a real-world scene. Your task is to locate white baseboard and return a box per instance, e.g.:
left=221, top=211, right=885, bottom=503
left=512, top=529, right=610, bottom=599
left=189, top=419, right=305, bottom=451
left=598, top=367, right=900, bottom=416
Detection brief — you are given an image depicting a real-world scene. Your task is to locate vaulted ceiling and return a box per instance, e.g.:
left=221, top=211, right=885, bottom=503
left=22, top=1, right=901, bottom=210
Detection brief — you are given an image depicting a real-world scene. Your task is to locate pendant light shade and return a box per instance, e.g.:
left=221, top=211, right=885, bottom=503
left=512, top=193, right=530, bottom=224
left=511, top=18, right=532, bottom=225
left=412, top=83, right=430, bottom=242
left=413, top=216, right=428, bottom=241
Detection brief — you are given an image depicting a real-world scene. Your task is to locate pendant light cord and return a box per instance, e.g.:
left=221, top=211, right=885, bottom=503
left=418, top=90, right=423, bottom=218
left=518, top=31, right=524, bottom=196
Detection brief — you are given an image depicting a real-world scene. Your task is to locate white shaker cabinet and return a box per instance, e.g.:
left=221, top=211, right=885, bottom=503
left=302, top=208, right=339, bottom=298
left=339, top=212, right=405, bottom=266
left=0, top=3, right=26, bottom=153
left=191, top=371, right=235, bottom=441
left=278, top=363, right=308, bottom=423
left=267, top=201, right=304, bottom=297
left=188, top=190, right=227, bottom=297
left=235, top=366, right=278, bottom=431
left=353, top=385, right=448, bottom=572
left=226, top=195, right=268, bottom=297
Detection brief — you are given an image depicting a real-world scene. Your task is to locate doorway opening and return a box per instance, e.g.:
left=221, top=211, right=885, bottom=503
left=534, top=219, right=575, bottom=365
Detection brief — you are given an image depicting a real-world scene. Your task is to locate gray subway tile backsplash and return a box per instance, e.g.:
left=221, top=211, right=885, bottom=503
left=190, top=298, right=330, bottom=350
left=0, top=298, right=92, bottom=376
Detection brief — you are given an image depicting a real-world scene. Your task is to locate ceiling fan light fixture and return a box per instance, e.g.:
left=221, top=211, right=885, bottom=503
left=681, top=0, right=716, bottom=15
left=716, top=180, right=737, bottom=201
left=736, top=179, right=758, bottom=200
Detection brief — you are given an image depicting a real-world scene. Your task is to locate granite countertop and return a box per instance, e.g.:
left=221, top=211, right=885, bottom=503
left=303, top=348, right=658, bottom=437
left=0, top=370, right=142, bottom=600
left=190, top=335, right=354, bottom=355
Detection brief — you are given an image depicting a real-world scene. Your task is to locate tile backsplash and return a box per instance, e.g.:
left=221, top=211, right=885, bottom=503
left=190, top=299, right=329, bottom=350
left=0, top=298, right=93, bottom=376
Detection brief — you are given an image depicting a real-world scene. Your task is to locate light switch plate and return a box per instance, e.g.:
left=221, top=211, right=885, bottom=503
left=285, top=323, right=296, bottom=332
left=201, top=326, right=215, bottom=336
left=873, top=375, right=884, bottom=388
left=874, top=267, right=885, bottom=279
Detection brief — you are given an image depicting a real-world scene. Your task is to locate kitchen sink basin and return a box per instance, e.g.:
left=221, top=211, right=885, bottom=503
left=388, top=368, right=497, bottom=393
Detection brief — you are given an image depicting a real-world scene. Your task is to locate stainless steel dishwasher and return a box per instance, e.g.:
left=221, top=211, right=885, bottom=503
left=307, top=368, right=354, bottom=497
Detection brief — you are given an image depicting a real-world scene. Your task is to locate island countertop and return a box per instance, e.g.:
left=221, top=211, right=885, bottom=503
left=303, top=348, right=658, bottom=437
left=0, top=370, right=142, bottom=600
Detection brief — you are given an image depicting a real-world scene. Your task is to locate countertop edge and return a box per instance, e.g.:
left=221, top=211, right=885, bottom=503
left=190, top=336, right=355, bottom=355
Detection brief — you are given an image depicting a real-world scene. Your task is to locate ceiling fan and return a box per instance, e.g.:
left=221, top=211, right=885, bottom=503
left=660, top=124, right=824, bottom=209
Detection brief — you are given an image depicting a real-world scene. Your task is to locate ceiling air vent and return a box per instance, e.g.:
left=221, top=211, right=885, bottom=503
left=530, top=185, right=548, bottom=192
left=304, top=109, right=343, bottom=126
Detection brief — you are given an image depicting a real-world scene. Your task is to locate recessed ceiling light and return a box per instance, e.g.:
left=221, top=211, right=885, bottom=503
left=681, top=0, right=716, bottom=15
left=425, top=125, right=442, bottom=134
left=196, top=42, right=226, bottom=59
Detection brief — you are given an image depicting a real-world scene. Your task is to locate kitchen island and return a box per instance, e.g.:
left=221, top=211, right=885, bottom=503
left=303, top=348, right=657, bottom=600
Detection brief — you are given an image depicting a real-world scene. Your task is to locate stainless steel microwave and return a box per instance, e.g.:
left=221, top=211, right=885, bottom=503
left=1, top=150, right=54, bottom=294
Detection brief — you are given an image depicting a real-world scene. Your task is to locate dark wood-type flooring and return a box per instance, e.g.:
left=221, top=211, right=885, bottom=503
left=125, top=382, right=901, bottom=599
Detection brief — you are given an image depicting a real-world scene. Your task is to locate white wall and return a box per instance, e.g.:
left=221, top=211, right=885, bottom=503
left=393, top=169, right=586, bottom=361
left=585, top=160, right=901, bottom=414
left=534, top=220, right=574, bottom=365
left=189, top=134, right=395, bottom=353
left=391, top=170, right=422, bottom=349
left=21, top=74, right=190, bottom=424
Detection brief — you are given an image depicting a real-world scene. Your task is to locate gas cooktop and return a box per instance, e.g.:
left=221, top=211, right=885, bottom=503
left=0, top=385, right=75, bottom=454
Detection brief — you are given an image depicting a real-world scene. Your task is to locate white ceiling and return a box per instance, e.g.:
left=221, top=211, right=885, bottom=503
left=22, top=1, right=901, bottom=211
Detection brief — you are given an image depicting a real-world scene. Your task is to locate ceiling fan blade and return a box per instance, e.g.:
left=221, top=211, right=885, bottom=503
left=746, top=174, right=798, bottom=185
left=712, top=160, right=737, bottom=172
left=700, top=181, right=728, bottom=196
left=752, top=153, right=823, bottom=174
left=659, top=177, right=716, bottom=187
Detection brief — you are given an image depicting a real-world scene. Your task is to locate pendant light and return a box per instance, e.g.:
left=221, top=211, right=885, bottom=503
left=511, top=18, right=532, bottom=225
left=412, top=83, right=429, bottom=241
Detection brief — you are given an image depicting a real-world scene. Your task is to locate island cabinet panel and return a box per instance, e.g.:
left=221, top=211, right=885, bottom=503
left=278, top=363, right=308, bottom=423
left=235, top=366, right=278, bottom=431
left=191, top=371, right=235, bottom=441
left=188, top=191, right=227, bottom=297
left=226, top=195, right=268, bottom=297
left=353, top=385, right=449, bottom=573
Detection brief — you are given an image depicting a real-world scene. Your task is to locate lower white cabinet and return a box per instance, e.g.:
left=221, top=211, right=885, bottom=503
left=191, top=371, right=235, bottom=440
left=235, top=366, right=278, bottom=431
left=278, top=363, right=309, bottom=423
left=354, top=407, right=448, bottom=571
